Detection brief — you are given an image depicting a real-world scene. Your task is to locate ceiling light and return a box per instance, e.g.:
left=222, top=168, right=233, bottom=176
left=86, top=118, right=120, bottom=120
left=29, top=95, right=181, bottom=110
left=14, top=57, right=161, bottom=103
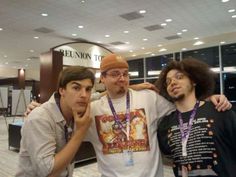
left=105, top=34, right=110, bottom=38
left=221, top=0, right=230, bottom=2
left=177, top=32, right=182, bottom=35
left=72, top=33, right=77, bottom=36
left=182, top=29, right=188, bottom=32
left=125, top=42, right=130, bottom=44
left=157, top=44, right=163, bottom=47
left=25, top=64, right=28, bottom=67
left=194, top=37, right=199, bottom=40
left=159, top=48, right=167, bottom=52
left=78, top=25, right=84, bottom=29
left=193, top=41, right=204, bottom=46
left=165, top=19, right=172, bottom=22
left=141, top=47, right=145, bottom=50
left=0, top=28, right=3, bottom=31
left=123, top=30, right=129, bottom=34
left=5, top=62, right=8, bottom=64
left=29, top=50, right=34, bottom=52
left=4, top=55, right=7, bottom=58
left=232, top=15, right=236, bottom=18
left=143, top=38, right=148, bottom=41
left=139, top=10, right=146, bottom=14
left=220, top=41, right=226, bottom=44
left=41, top=13, right=48, bottom=17
left=151, top=53, right=155, bottom=56
left=132, top=54, right=137, bottom=57
left=81, top=0, right=85, bottom=3
left=129, top=50, right=133, bottom=53
left=97, top=41, right=101, bottom=43
left=145, top=52, right=151, bottom=54
left=182, top=48, right=187, bottom=51
left=228, top=9, right=235, bottom=13
left=34, top=36, right=39, bottom=39
left=27, top=58, right=31, bottom=61
left=161, top=23, right=167, bottom=26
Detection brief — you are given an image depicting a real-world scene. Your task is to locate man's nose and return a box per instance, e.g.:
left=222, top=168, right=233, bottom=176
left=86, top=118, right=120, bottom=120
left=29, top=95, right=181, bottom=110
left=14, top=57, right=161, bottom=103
left=80, top=88, right=87, bottom=97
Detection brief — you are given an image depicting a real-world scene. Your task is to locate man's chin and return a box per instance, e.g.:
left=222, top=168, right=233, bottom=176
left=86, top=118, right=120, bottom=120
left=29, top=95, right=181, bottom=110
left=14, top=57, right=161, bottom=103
left=170, top=94, right=184, bottom=102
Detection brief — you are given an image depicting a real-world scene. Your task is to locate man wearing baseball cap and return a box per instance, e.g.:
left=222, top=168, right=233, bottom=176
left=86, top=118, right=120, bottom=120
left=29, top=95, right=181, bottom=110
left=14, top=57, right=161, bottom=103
left=87, top=53, right=175, bottom=177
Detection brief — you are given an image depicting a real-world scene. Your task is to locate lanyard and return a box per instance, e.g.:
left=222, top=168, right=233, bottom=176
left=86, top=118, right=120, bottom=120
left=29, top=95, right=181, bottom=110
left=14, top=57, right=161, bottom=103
left=177, top=100, right=200, bottom=156
left=107, top=91, right=131, bottom=140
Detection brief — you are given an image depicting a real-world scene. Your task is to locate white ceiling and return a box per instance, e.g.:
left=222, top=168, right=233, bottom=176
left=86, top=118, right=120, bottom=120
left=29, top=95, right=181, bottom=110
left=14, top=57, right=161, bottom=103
left=0, top=0, right=236, bottom=72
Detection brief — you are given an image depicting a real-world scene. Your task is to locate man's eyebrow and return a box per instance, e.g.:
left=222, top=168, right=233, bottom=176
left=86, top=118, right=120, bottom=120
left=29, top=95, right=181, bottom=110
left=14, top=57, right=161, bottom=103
left=71, top=81, right=93, bottom=88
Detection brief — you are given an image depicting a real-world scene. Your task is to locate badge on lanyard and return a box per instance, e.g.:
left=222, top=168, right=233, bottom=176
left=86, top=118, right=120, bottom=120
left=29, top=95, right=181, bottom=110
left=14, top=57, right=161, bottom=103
left=123, top=149, right=134, bottom=166
left=181, top=165, right=188, bottom=177
left=177, top=101, right=200, bottom=157
left=107, top=91, right=134, bottom=166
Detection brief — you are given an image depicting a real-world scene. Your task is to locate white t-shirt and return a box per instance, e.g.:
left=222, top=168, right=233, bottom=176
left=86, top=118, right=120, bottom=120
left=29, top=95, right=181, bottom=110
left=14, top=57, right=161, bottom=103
left=87, top=89, right=175, bottom=177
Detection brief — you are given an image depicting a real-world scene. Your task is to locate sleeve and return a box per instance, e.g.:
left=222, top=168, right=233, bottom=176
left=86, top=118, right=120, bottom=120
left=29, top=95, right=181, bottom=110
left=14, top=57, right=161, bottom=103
left=224, top=110, right=236, bottom=156
left=155, top=93, right=175, bottom=119
left=21, top=111, right=56, bottom=177
left=157, top=116, right=172, bottom=156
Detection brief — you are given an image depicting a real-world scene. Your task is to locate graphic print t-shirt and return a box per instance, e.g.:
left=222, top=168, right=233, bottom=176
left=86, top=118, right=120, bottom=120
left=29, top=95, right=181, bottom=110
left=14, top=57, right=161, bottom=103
left=95, top=108, right=150, bottom=154
left=158, top=101, right=236, bottom=177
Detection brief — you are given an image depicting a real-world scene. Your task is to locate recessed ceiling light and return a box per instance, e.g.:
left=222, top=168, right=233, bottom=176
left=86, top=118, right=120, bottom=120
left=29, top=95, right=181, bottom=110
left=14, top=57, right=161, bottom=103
left=182, top=48, right=187, bottom=51
left=161, top=23, right=167, bottom=26
left=97, top=41, right=101, bottom=43
left=159, top=48, right=167, bottom=52
left=129, top=50, right=133, bottom=53
left=151, top=53, right=155, bottom=56
left=5, top=62, right=8, bottom=64
left=125, top=42, right=130, bottom=44
left=41, top=13, right=48, bottom=17
left=34, top=36, right=39, bottom=39
left=72, top=33, right=77, bottom=36
left=81, top=0, right=85, bottom=3
left=123, top=30, right=129, bottom=34
left=221, top=0, right=230, bottom=2
left=194, top=37, right=199, bottom=40
left=193, top=41, right=204, bottom=46
left=165, top=19, right=172, bottom=22
left=27, top=58, right=31, bottom=61
left=232, top=15, right=236, bottom=18
left=177, top=32, right=182, bottom=35
left=139, top=10, right=146, bottom=14
left=29, top=50, right=34, bottom=52
left=228, top=9, right=235, bottom=13
left=141, top=47, right=145, bottom=50
left=105, top=34, right=110, bottom=38
left=132, top=54, right=137, bottom=57
left=157, top=44, right=163, bottom=47
left=78, top=25, right=84, bottom=29
left=220, top=41, right=226, bottom=44
left=143, top=38, right=148, bottom=41
left=4, top=55, right=7, bottom=58
left=182, top=29, right=188, bottom=32
left=0, top=28, right=3, bottom=31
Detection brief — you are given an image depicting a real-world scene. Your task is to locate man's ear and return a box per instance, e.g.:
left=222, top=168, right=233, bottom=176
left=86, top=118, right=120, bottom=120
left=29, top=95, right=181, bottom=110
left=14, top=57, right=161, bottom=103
left=59, top=87, right=65, bottom=97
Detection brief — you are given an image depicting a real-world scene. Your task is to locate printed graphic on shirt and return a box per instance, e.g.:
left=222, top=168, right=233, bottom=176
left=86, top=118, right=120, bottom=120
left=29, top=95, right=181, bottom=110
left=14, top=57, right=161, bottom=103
left=95, top=108, right=150, bottom=154
left=168, top=117, right=218, bottom=176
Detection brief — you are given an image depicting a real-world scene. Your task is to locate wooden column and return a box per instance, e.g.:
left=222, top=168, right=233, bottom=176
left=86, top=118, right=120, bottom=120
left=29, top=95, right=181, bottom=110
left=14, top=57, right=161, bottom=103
left=40, top=50, right=63, bottom=103
left=18, top=69, right=25, bottom=89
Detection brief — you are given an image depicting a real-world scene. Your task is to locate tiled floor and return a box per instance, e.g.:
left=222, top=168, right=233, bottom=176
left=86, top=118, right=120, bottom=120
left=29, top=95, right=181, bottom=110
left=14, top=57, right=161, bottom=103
left=0, top=116, right=174, bottom=177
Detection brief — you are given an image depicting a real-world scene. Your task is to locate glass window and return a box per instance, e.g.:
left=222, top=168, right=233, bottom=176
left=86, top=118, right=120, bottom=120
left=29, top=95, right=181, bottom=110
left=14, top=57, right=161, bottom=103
left=130, top=79, right=144, bottom=85
left=214, top=73, right=221, bottom=94
left=127, top=59, right=144, bottom=79
left=182, top=46, right=219, bottom=68
left=223, top=73, right=236, bottom=102
left=221, top=43, right=236, bottom=72
left=146, top=78, right=158, bottom=84
left=145, top=54, right=173, bottom=77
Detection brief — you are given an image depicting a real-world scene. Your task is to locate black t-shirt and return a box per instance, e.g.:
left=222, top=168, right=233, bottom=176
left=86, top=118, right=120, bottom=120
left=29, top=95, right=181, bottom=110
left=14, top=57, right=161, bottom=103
left=158, top=101, right=236, bottom=177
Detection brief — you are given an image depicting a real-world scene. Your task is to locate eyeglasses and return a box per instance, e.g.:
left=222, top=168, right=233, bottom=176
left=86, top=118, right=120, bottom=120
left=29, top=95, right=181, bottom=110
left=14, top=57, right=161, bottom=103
left=105, top=71, right=129, bottom=79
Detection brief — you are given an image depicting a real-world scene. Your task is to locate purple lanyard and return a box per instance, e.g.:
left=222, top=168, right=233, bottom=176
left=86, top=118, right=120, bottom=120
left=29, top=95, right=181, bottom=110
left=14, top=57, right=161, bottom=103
left=177, top=101, right=200, bottom=141
left=107, top=91, right=131, bottom=138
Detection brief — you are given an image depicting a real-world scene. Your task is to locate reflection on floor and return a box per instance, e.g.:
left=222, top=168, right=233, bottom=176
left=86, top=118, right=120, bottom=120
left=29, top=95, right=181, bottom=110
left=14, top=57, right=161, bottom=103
left=0, top=116, right=174, bottom=177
